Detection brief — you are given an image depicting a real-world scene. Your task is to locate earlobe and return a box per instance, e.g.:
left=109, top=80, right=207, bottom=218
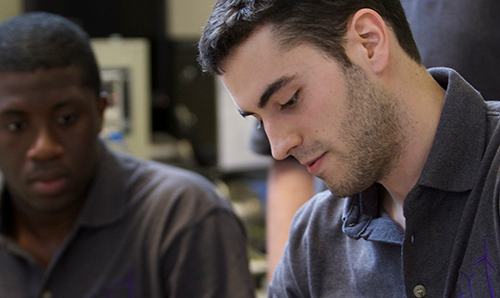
left=347, top=9, right=389, bottom=74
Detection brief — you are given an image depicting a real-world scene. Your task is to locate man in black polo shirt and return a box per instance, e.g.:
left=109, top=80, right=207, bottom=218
left=0, top=12, right=254, bottom=298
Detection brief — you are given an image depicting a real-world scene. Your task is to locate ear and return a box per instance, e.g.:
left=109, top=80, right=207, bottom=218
left=345, top=9, right=389, bottom=74
left=96, top=91, right=108, bottom=132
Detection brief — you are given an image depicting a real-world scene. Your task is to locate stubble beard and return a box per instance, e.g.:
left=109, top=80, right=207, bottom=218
left=324, top=64, right=408, bottom=198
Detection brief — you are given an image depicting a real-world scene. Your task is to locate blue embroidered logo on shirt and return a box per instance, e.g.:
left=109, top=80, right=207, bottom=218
left=101, top=268, right=136, bottom=298
left=458, top=237, right=497, bottom=297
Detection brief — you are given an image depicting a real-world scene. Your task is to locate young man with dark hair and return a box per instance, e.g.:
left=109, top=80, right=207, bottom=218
left=199, top=0, right=500, bottom=296
left=246, top=0, right=500, bottom=286
left=0, top=12, right=254, bottom=298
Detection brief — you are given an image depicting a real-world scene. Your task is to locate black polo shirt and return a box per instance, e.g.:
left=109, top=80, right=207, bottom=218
left=0, top=142, right=254, bottom=298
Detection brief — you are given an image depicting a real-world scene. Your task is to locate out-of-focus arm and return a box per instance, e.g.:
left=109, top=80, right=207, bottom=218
left=266, top=157, right=314, bottom=283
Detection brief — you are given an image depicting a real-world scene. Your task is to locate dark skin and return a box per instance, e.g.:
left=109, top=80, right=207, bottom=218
left=0, top=66, right=106, bottom=267
left=13, top=196, right=84, bottom=268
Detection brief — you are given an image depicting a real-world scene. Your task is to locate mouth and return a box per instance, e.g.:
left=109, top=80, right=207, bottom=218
left=304, top=153, right=327, bottom=175
left=28, top=169, right=69, bottom=196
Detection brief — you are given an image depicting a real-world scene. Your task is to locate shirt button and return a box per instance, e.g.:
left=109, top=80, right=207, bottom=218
left=41, top=290, right=53, bottom=298
left=413, top=285, right=427, bottom=297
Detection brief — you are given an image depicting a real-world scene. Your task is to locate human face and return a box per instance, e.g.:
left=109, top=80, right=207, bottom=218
left=221, top=26, right=406, bottom=197
left=0, top=66, right=105, bottom=214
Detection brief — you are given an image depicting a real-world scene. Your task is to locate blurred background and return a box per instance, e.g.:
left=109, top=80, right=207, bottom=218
left=0, top=0, right=270, bottom=296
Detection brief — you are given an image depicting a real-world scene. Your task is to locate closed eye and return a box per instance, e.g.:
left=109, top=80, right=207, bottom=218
left=280, top=91, right=299, bottom=110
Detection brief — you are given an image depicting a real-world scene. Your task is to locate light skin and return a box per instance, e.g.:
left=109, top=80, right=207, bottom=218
left=0, top=65, right=106, bottom=267
left=220, top=9, right=446, bottom=230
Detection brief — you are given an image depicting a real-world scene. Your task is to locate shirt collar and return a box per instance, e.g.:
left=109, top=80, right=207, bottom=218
left=342, top=67, right=487, bottom=242
left=418, top=67, right=486, bottom=192
left=76, top=141, right=128, bottom=227
left=342, top=184, right=405, bottom=244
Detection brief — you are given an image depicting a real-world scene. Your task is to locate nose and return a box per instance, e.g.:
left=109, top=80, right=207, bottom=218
left=265, top=120, right=300, bottom=161
left=26, top=127, right=64, bottom=161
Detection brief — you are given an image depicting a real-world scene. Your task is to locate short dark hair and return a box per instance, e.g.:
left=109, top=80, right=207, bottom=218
left=198, top=0, right=422, bottom=75
left=0, top=12, right=101, bottom=96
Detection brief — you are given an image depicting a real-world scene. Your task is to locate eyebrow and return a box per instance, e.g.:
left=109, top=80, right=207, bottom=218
left=239, top=75, right=296, bottom=117
left=53, top=99, right=79, bottom=109
left=0, top=99, right=79, bottom=116
left=0, top=109, right=25, bottom=117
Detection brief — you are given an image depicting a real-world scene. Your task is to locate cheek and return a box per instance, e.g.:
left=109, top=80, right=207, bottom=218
left=67, top=113, right=101, bottom=137
left=303, top=75, right=347, bottom=127
left=0, top=134, right=30, bottom=159
left=303, top=96, right=340, bottom=134
left=60, top=128, right=97, bottom=153
left=54, top=123, right=100, bottom=162
left=0, top=146, right=28, bottom=186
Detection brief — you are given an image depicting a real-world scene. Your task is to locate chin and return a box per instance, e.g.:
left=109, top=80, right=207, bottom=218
left=326, top=179, right=374, bottom=198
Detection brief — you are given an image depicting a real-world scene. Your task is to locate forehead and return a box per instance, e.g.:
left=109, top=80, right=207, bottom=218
left=0, top=66, right=94, bottom=107
left=220, top=26, right=285, bottom=103
left=220, top=26, right=342, bottom=111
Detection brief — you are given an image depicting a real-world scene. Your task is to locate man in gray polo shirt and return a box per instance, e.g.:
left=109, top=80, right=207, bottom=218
left=0, top=12, right=254, bottom=298
left=249, top=0, right=500, bottom=284
left=198, top=0, right=500, bottom=296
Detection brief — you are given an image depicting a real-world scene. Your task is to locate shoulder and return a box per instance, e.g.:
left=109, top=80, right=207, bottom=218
left=118, top=152, right=213, bottom=188
left=269, top=191, right=348, bottom=296
left=111, top=151, right=235, bottom=224
left=290, top=190, right=345, bottom=236
left=284, top=190, right=347, bottom=259
left=119, top=152, right=220, bottom=196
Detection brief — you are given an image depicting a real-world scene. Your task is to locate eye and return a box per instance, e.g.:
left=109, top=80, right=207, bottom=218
left=280, top=91, right=299, bottom=110
left=5, top=121, right=27, bottom=132
left=57, top=113, right=78, bottom=126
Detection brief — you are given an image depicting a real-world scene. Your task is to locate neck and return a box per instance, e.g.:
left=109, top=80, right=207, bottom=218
left=11, top=197, right=84, bottom=268
left=380, top=186, right=405, bottom=230
left=379, top=64, right=446, bottom=229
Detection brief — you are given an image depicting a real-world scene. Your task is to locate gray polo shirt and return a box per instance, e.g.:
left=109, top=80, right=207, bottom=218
left=268, top=68, right=500, bottom=297
left=0, top=142, right=254, bottom=298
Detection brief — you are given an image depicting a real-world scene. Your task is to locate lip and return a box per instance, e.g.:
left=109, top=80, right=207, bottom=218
left=28, top=169, right=69, bottom=196
left=305, top=152, right=327, bottom=175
